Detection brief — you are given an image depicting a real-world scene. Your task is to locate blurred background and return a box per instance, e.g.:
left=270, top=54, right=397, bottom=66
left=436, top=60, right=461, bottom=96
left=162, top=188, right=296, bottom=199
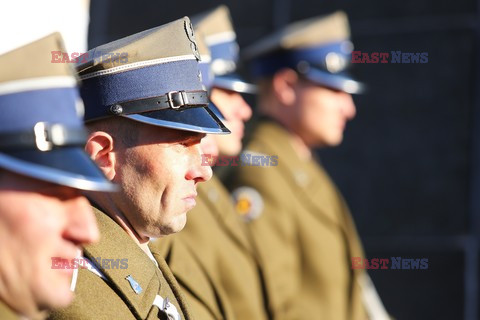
left=31, top=0, right=478, bottom=318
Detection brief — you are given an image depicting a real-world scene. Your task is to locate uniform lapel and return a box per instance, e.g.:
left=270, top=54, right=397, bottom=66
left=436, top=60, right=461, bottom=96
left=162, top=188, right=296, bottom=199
left=83, top=208, right=161, bottom=320
left=0, top=301, right=20, bottom=320
left=150, top=247, right=194, bottom=320
left=251, top=120, right=368, bottom=318
left=154, top=237, right=224, bottom=319
left=254, top=121, right=342, bottom=228
left=198, top=177, right=253, bottom=254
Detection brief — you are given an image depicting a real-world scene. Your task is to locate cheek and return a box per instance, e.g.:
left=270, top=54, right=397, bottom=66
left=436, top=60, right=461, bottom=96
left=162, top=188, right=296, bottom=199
left=120, top=147, right=162, bottom=195
left=1, top=196, right=66, bottom=278
left=151, top=148, right=187, bottom=196
left=1, top=195, right=63, bottom=243
left=299, top=96, right=326, bottom=130
left=24, top=201, right=66, bottom=251
left=125, top=147, right=158, bottom=177
left=168, top=148, right=194, bottom=180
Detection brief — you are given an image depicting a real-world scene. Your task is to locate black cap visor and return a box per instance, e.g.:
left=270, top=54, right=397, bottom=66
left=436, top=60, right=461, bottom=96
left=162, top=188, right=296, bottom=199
left=125, top=105, right=230, bottom=134
left=213, top=74, right=257, bottom=94
left=0, top=147, right=117, bottom=192
left=303, top=67, right=365, bottom=94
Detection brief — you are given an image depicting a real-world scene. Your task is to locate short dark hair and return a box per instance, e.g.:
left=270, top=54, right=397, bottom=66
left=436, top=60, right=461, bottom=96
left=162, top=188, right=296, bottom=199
left=85, top=117, right=141, bottom=148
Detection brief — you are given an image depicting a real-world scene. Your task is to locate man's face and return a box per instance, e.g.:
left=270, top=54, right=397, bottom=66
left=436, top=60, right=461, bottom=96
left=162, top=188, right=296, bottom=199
left=112, top=124, right=212, bottom=238
left=0, top=171, right=98, bottom=314
left=200, top=134, right=219, bottom=159
left=210, top=88, right=252, bottom=156
left=294, top=79, right=356, bottom=147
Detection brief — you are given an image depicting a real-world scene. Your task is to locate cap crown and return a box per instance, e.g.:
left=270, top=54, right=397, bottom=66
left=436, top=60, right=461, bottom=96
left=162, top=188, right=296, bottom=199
left=77, top=17, right=206, bottom=122
left=0, top=33, right=82, bottom=133
left=243, top=11, right=350, bottom=60
left=244, top=11, right=363, bottom=94
left=192, top=6, right=239, bottom=76
left=0, top=33, right=116, bottom=192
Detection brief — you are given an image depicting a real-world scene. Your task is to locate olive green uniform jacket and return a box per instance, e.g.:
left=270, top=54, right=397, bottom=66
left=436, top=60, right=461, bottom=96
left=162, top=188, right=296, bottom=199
left=228, top=120, right=369, bottom=320
left=0, top=301, right=20, bottom=320
left=154, top=176, right=269, bottom=320
left=49, top=207, right=193, bottom=320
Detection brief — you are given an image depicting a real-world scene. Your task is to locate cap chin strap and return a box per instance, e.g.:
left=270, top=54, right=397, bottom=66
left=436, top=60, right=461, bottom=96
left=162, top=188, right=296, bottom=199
left=0, top=122, right=87, bottom=152
left=108, top=90, right=209, bottom=116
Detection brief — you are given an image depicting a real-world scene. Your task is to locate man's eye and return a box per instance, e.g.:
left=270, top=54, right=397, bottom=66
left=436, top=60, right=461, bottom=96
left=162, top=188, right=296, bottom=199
left=40, top=189, right=73, bottom=201
left=175, top=141, right=190, bottom=149
left=180, top=139, right=200, bottom=147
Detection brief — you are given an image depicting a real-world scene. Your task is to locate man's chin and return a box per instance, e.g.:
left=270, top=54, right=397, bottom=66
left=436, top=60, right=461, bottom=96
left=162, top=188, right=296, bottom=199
left=329, top=139, right=343, bottom=147
left=24, top=308, right=49, bottom=320
left=157, top=215, right=188, bottom=236
left=323, top=133, right=344, bottom=147
left=174, top=216, right=188, bottom=233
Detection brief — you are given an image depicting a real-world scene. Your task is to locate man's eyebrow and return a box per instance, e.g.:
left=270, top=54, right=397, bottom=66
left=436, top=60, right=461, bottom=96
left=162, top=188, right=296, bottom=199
left=180, top=133, right=206, bottom=144
left=156, top=129, right=206, bottom=144
left=193, top=133, right=207, bottom=140
left=177, top=132, right=206, bottom=141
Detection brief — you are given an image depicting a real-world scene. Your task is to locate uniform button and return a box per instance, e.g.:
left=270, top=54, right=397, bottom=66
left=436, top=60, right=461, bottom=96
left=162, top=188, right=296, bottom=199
left=294, top=171, right=309, bottom=187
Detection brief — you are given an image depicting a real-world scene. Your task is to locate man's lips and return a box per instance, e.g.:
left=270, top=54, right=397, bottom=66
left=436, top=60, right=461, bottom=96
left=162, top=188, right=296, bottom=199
left=183, top=193, right=198, bottom=210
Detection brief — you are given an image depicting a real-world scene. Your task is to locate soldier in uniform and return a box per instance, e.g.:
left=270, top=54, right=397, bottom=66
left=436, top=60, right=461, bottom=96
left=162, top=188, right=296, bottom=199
left=228, top=11, right=390, bottom=320
left=0, top=34, right=115, bottom=319
left=155, top=6, right=270, bottom=320
left=49, top=17, right=229, bottom=320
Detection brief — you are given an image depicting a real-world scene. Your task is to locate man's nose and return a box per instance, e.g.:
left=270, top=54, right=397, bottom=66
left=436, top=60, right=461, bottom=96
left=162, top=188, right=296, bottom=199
left=187, top=144, right=213, bottom=183
left=341, top=93, right=356, bottom=120
left=233, top=93, right=253, bottom=122
left=63, top=195, right=99, bottom=245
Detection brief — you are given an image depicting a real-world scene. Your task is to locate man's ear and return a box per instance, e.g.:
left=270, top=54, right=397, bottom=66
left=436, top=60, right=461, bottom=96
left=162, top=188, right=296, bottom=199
left=85, top=131, right=116, bottom=180
left=272, top=68, right=299, bottom=107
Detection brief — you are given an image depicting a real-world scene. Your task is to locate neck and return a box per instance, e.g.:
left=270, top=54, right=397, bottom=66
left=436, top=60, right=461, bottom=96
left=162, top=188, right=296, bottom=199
left=260, top=111, right=313, bottom=161
left=289, top=131, right=312, bottom=161
left=88, top=194, right=151, bottom=256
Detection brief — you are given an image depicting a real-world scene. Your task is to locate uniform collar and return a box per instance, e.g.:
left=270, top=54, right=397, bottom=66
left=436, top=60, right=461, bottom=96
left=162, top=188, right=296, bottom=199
left=252, top=119, right=343, bottom=227
left=149, top=246, right=193, bottom=320
left=83, top=207, right=161, bottom=319
left=254, top=119, right=368, bottom=259
left=251, top=118, right=314, bottom=182
left=153, top=237, right=224, bottom=319
left=0, top=300, right=20, bottom=320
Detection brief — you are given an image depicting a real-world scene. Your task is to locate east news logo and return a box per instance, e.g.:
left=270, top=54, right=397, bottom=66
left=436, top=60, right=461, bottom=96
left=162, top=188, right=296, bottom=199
left=352, top=257, right=429, bottom=270
left=351, top=51, right=429, bottom=64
